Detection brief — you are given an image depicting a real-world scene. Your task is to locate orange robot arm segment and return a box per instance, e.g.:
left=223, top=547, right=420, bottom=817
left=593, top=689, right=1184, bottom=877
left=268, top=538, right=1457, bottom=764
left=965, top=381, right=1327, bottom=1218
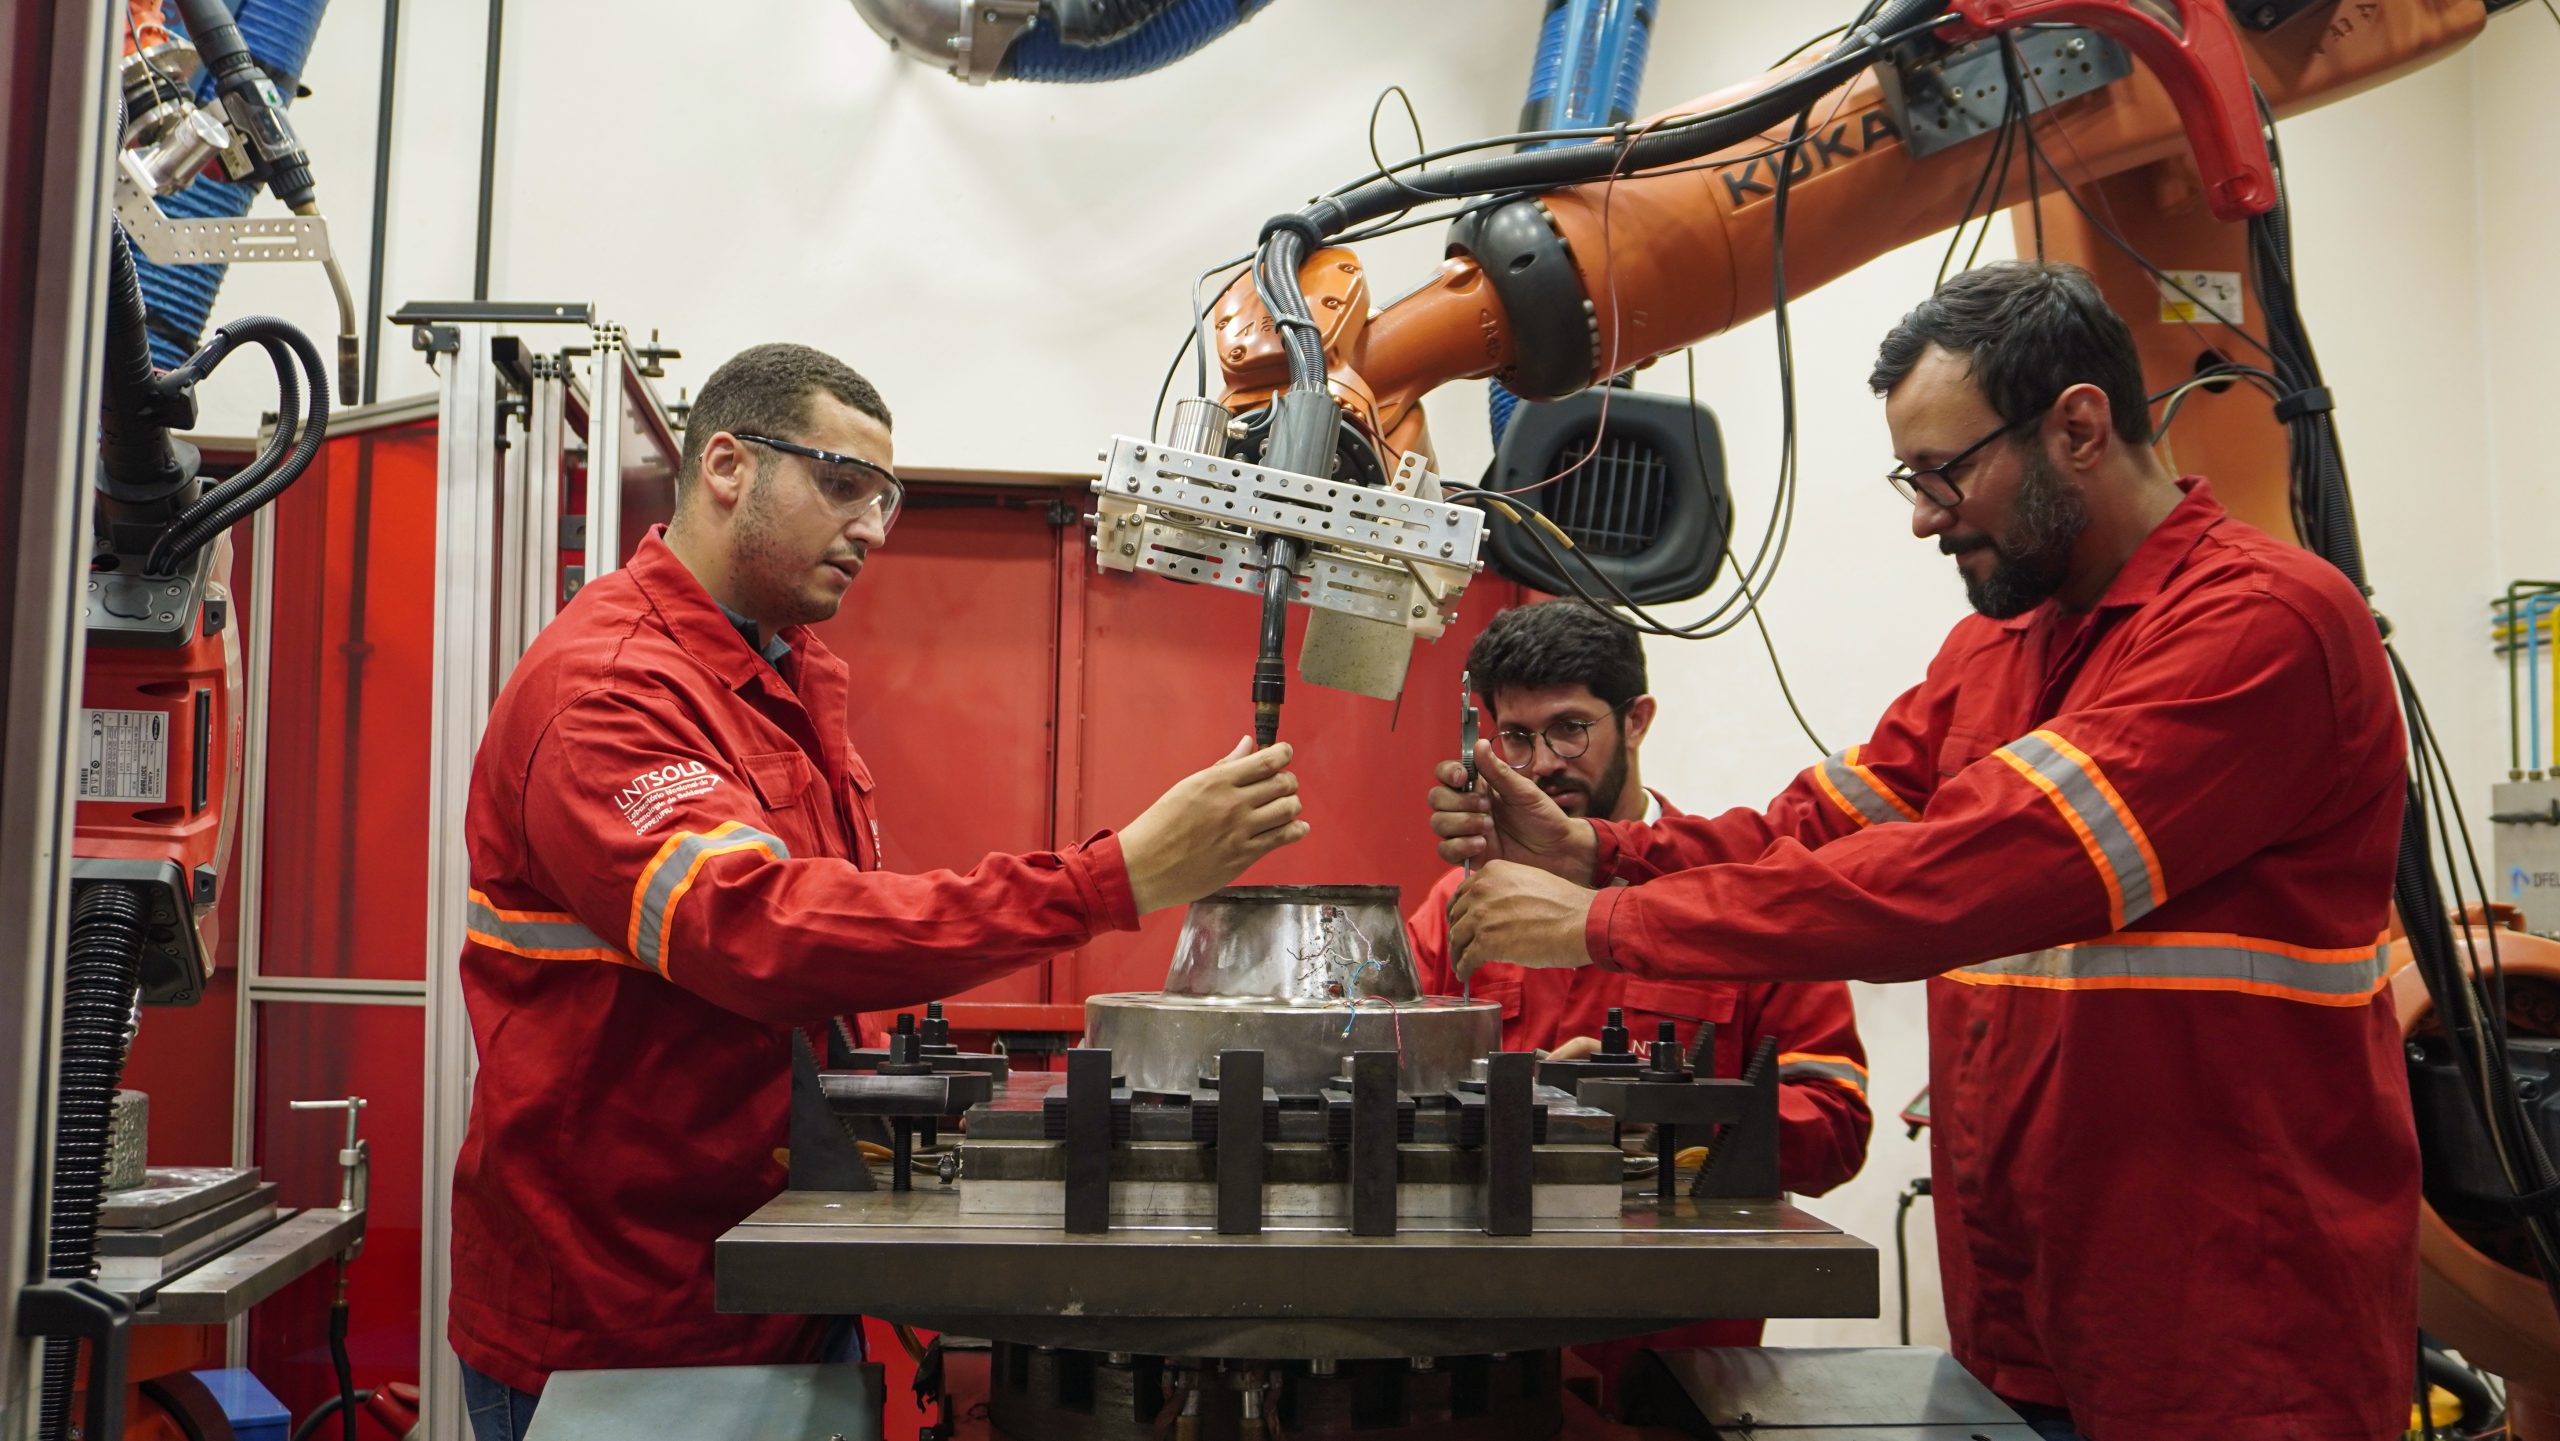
left=1214, top=0, right=2482, bottom=460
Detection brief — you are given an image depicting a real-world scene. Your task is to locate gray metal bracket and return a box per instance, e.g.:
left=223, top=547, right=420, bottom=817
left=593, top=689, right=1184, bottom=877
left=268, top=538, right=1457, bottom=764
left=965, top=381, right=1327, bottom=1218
left=1879, top=25, right=2134, bottom=161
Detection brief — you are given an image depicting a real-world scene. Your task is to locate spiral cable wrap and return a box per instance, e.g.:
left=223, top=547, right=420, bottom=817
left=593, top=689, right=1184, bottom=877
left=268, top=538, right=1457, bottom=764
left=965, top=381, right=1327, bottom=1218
left=37, top=883, right=148, bottom=1441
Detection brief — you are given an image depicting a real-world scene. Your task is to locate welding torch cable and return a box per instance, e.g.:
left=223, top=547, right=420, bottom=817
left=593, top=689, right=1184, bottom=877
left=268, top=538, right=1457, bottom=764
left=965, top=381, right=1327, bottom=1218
left=1302, top=8, right=1955, bottom=220
left=1169, top=82, right=1874, bottom=423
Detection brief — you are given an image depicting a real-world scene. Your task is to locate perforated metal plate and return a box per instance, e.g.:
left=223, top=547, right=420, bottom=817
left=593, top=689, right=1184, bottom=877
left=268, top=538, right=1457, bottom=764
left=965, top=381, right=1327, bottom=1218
left=115, top=170, right=335, bottom=265
left=1091, top=436, right=1481, bottom=634
left=1096, top=437, right=1481, bottom=559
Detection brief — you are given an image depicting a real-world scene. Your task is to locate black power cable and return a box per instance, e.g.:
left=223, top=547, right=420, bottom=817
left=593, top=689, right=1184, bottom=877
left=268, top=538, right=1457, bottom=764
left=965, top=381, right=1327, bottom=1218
left=147, top=314, right=331, bottom=574
left=288, top=1390, right=380, bottom=1441
left=1894, top=1176, right=1932, bottom=1345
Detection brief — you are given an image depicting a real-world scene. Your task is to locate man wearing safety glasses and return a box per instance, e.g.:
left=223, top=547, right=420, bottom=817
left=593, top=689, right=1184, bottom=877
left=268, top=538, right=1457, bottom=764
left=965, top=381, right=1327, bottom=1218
left=448, top=343, right=1306, bottom=1435
left=1430, top=263, right=2417, bottom=1441
left=1401, top=601, right=1871, bottom=1409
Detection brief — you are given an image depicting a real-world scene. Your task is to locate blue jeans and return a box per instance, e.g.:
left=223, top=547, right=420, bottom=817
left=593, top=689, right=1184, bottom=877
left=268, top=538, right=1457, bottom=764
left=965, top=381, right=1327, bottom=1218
left=459, top=1319, right=864, bottom=1441
left=460, top=1362, right=539, bottom=1441
left=2007, top=1399, right=2092, bottom=1441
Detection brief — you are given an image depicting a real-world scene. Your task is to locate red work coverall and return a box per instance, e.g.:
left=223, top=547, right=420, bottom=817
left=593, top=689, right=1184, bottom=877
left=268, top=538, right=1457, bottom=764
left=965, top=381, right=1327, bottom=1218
left=1413, top=790, right=1872, bottom=1374
left=1408, top=791, right=1872, bottom=1207
left=449, top=530, right=1138, bottom=1391
left=1576, top=482, right=2416, bottom=1441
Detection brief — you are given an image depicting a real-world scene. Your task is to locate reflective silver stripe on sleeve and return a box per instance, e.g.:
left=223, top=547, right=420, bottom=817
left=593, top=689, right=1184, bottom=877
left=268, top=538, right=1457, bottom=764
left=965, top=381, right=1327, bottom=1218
left=1819, top=750, right=1914, bottom=827
left=2000, top=732, right=2160, bottom=924
left=632, top=823, right=793, bottom=976
left=467, top=899, right=614, bottom=957
left=1777, top=1057, right=1868, bottom=1093
left=1954, top=940, right=2387, bottom=1002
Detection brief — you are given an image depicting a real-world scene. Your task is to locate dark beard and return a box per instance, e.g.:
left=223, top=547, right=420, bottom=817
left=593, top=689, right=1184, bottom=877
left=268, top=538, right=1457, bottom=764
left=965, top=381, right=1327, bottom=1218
left=1956, top=450, right=2088, bottom=618
left=1535, top=720, right=1632, bottom=819
left=1587, top=740, right=1630, bottom=820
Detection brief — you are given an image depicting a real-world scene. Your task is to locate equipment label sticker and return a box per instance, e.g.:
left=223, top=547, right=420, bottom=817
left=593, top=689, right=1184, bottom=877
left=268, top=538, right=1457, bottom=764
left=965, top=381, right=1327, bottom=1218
left=2158, top=271, right=2245, bottom=327
left=79, top=708, right=168, bottom=803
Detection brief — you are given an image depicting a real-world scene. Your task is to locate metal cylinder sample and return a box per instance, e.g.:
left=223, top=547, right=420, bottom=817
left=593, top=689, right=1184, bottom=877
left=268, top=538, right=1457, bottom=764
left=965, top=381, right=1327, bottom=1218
left=1164, top=884, right=1421, bottom=1004
left=1085, top=992, right=1498, bottom=1096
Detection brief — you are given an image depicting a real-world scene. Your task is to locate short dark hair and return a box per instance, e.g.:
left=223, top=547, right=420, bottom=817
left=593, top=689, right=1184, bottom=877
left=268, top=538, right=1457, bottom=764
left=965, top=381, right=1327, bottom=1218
left=676, top=343, right=893, bottom=497
left=1869, top=260, right=2152, bottom=446
left=1466, top=601, right=1647, bottom=711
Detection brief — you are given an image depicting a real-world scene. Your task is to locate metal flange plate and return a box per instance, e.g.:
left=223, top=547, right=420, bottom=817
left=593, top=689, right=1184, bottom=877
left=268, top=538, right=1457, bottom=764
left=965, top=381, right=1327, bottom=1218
left=1091, top=436, right=1481, bottom=634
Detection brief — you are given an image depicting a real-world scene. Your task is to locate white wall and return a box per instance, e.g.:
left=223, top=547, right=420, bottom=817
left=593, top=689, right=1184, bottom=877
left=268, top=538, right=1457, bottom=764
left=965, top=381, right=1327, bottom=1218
left=2470, top=9, right=2560, bottom=784
left=187, top=0, right=2554, bottom=1356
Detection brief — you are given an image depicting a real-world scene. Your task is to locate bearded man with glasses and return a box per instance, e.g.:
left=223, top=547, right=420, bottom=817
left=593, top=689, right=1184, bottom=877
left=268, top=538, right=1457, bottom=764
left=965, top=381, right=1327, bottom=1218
left=1403, top=600, right=1872, bottom=1405
left=1429, top=263, right=2418, bottom=1441
left=448, top=343, right=1307, bottom=1437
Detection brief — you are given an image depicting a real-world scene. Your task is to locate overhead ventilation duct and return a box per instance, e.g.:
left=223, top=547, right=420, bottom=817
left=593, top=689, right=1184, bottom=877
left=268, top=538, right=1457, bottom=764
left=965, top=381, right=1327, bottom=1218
left=1489, top=0, right=1659, bottom=446
left=136, top=0, right=332, bottom=371
left=849, top=0, right=1275, bottom=84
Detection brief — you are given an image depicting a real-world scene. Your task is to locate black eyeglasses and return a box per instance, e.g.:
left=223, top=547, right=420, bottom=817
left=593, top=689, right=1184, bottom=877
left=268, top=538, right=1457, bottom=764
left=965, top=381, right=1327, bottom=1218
left=734, top=432, right=904, bottom=531
left=1885, top=400, right=2052, bottom=511
left=1494, top=704, right=1626, bottom=765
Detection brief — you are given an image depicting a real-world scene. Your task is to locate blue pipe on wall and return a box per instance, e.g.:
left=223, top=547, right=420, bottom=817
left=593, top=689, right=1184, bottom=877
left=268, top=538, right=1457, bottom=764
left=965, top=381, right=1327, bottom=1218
left=1490, top=0, right=1656, bottom=446
left=139, top=0, right=332, bottom=371
left=1003, top=0, right=1275, bottom=82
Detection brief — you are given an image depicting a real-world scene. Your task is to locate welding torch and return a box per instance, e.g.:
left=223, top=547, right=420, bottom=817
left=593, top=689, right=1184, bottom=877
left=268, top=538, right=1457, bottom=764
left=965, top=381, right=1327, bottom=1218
left=1454, top=670, right=1479, bottom=1001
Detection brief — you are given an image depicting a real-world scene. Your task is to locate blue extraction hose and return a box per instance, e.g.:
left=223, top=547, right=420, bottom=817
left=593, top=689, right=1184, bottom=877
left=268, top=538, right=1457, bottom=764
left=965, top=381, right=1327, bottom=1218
left=1002, top=0, right=1275, bottom=82
left=137, top=0, right=331, bottom=370
left=1490, top=0, right=1656, bottom=445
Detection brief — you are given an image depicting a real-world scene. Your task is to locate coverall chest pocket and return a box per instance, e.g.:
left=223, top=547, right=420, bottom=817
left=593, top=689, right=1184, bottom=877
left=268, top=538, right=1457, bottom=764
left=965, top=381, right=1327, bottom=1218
left=740, top=750, right=830, bottom=860
left=1936, top=726, right=1992, bottom=780
left=1618, top=980, right=1737, bottom=1070
left=1469, top=969, right=1525, bottom=1021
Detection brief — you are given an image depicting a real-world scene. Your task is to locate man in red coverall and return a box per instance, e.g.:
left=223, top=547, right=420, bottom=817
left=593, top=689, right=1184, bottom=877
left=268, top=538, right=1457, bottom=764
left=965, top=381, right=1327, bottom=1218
left=450, top=343, right=1308, bottom=1440
left=1407, top=601, right=1871, bottom=1180
left=1405, top=600, right=1870, bottom=1403
left=1431, top=263, right=2418, bottom=1441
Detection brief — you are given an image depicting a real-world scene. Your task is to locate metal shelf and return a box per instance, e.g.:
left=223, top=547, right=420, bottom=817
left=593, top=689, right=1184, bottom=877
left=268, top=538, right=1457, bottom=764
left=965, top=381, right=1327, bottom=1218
left=115, top=1206, right=364, bottom=1325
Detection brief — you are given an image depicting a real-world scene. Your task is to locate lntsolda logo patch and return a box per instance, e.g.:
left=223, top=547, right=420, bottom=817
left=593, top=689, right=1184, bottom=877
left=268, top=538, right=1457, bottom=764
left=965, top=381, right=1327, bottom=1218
left=617, top=761, right=718, bottom=834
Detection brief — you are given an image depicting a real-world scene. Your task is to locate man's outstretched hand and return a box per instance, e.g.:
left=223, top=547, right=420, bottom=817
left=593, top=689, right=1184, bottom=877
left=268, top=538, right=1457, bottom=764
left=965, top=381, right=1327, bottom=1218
left=1446, top=860, right=1600, bottom=979
left=1427, top=740, right=1598, bottom=883
left=1122, top=737, right=1307, bottom=915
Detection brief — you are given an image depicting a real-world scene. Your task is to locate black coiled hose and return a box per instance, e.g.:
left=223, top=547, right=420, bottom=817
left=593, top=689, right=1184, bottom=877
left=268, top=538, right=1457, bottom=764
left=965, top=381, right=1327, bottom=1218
left=38, top=883, right=149, bottom=1441
left=100, top=225, right=194, bottom=503
left=147, top=314, right=331, bottom=575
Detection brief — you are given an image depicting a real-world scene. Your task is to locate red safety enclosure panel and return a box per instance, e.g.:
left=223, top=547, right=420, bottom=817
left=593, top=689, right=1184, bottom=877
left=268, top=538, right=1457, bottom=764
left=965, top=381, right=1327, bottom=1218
left=118, top=964, right=240, bottom=1168
left=807, top=492, right=1065, bottom=1006
left=259, top=423, right=441, bottom=981
left=1059, top=562, right=1520, bottom=998
left=247, top=1001, right=425, bottom=1421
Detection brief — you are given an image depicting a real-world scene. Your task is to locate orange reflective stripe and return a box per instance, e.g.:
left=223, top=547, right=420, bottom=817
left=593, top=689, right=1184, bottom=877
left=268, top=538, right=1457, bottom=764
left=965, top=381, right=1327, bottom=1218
left=1992, top=729, right=2165, bottom=929
left=627, top=828, right=695, bottom=959
left=466, top=893, right=643, bottom=969
left=1949, top=932, right=2388, bottom=1006
left=626, top=820, right=793, bottom=976
left=2034, top=729, right=2166, bottom=899
left=1775, top=1050, right=1869, bottom=1095
left=1815, top=746, right=1918, bottom=829
left=1775, top=1050, right=1869, bottom=1074
left=1842, top=747, right=1920, bottom=821
left=1811, top=763, right=1864, bottom=826
left=467, top=890, right=586, bottom=925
